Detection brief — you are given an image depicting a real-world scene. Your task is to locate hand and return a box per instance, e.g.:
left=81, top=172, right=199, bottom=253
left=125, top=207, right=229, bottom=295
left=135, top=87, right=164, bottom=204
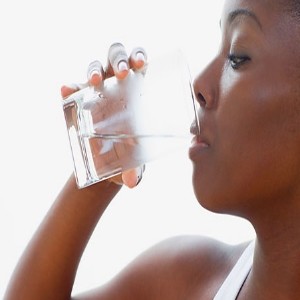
left=61, top=43, right=147, bottom=188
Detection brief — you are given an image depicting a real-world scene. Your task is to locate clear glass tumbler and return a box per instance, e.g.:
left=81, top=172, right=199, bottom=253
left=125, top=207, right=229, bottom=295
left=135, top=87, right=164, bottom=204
left=63, top=50, right=200, bottom=188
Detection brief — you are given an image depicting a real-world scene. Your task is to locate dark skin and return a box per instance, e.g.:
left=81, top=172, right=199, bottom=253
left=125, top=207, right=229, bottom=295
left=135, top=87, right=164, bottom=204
left=4, top=0, right=300, bottom=299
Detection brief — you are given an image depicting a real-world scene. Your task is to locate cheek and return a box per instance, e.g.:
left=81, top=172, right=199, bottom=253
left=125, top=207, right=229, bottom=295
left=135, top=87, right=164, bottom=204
left=194, top=72, right=300, bottom=212
left=223, top=77, right=300, bottom=200
left=218, top=64, right=294, bottom=156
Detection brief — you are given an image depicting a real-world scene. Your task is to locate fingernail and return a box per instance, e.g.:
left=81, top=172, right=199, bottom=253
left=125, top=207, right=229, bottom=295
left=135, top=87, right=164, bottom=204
left=88, top=60, right=101, bottom=72
left=87, top=61, right=102, bottom=84
left=136, top=52, right=145, bottom=62
left=90, top=72, right=102, bottom=86
left=118, top=60, right=128, bottom=72
left=136, top=174, right=142, bottom=186
left=136, top=165, right=145, bottom=186
left=134, top=52, right=145, bottom=69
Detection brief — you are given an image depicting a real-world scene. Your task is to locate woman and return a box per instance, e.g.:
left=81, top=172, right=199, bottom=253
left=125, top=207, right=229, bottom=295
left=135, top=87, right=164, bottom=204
left=4, top=0, right=300, bottom=299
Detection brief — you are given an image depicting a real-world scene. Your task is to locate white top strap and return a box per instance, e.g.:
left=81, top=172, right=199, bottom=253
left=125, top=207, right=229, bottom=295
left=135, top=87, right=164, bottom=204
left=213, top=240, right=255, bottom=300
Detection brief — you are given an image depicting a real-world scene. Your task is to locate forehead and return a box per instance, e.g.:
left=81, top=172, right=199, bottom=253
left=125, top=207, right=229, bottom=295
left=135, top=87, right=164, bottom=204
left=221, top=0, right=283, bottom=27
left=221, top=0, right=298, bottom=40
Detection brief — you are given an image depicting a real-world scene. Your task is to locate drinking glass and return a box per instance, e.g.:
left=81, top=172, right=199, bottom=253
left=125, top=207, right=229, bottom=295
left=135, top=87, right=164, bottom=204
left=63, top=49, right=200, bottom=188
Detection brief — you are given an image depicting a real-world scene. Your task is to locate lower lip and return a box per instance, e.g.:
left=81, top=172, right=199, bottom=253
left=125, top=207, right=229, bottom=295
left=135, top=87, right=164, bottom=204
left=189, top=138, right=209, bottom=159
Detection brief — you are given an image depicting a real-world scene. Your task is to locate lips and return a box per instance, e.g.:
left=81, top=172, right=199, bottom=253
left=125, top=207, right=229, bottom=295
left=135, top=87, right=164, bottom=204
left=191, top=135, right=209, bottom=148
left=189, top=134, right=209, bottom=160
left=189, top=108, right=212, bottom=159
left=190, top=116, right=209, bottom=146
left=189, top=115, right=210, bottom=160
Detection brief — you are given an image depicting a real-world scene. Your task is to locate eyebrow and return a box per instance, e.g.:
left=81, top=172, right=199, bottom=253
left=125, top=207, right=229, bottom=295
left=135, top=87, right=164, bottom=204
left=227, top=8, right=262, bottom=30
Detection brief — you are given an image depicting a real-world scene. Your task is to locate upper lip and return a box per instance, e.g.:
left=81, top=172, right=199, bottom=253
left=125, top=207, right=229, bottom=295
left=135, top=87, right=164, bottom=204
left=190, top=119, right=200, bottom=136
left=192, top=134, right=210, bottom=146
left=190, top=117, right=210, bottom=146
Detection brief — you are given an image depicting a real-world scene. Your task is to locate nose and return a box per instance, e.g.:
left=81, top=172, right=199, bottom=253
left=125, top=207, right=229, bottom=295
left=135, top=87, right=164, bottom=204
left=192, top=57, right=220, bottom=110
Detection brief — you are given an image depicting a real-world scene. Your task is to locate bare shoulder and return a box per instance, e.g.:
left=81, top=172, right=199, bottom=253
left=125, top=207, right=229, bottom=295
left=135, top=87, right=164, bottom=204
left=139, top=235, right=251, bottom=299
left=73, top=235, right=251, bottom=300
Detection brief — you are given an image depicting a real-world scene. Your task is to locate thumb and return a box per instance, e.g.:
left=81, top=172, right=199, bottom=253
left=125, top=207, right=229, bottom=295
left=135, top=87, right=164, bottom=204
left=122, top=165, right=145, bottom=189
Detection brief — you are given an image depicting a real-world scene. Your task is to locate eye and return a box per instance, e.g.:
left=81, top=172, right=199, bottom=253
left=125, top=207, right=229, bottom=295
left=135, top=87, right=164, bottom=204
left=228, top=54, right=250, bottom=70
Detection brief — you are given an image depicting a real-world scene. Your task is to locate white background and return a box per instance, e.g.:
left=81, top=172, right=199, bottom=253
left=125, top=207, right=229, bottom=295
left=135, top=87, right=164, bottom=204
left=0, top=0, right=255, bottom=297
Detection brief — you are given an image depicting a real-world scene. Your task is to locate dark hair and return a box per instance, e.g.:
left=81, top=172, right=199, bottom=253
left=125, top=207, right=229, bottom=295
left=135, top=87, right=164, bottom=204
left=286, top=0, right=300, bottom=18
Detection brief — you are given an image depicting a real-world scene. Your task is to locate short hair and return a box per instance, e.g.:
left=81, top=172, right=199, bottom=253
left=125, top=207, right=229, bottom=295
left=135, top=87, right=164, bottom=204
left=285, top=0, right=300, bottom=19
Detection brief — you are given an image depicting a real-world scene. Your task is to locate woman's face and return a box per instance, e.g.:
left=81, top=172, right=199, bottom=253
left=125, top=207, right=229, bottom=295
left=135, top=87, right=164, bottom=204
left=190, top=0, right=300, bottom=216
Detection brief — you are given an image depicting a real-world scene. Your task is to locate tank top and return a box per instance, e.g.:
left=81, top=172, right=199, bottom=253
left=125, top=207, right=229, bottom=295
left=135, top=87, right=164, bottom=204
left=213, top=240, right=255, bottom=300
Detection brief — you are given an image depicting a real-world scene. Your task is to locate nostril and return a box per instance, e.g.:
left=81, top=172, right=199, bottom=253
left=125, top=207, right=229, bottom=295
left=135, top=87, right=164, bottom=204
left=197, top=92, right=207, bottom=107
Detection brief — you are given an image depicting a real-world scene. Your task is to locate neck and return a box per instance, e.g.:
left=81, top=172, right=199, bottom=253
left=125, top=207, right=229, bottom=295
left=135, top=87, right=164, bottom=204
left=242, top=197, right=300, bottom=299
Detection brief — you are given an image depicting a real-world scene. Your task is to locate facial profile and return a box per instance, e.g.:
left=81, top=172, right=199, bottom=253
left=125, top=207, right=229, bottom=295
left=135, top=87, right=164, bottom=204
left=190, top=0, right=300, bottom=218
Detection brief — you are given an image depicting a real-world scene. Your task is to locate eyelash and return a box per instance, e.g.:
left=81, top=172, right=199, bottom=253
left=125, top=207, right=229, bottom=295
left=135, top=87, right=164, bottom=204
left=228, top=54, right=251, bottom=70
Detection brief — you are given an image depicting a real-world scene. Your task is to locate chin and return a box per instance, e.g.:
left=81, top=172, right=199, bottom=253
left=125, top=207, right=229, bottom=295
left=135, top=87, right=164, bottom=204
left=192, top=172, right=240, bottom=215
left=192, top=175, right=219, bottom=212
left=194, top=191, right=222, bottom=213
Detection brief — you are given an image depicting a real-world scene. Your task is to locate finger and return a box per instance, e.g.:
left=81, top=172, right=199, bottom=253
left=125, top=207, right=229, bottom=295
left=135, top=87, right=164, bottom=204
left=60, top=82, right=88, bottom=99
left=87, top=60, right=105, bottom=87
left=122, top=165, right=145, bottom=189
left=105, top=42, right=129, bottom=80
left=129, top=47, right=147, bottom=71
